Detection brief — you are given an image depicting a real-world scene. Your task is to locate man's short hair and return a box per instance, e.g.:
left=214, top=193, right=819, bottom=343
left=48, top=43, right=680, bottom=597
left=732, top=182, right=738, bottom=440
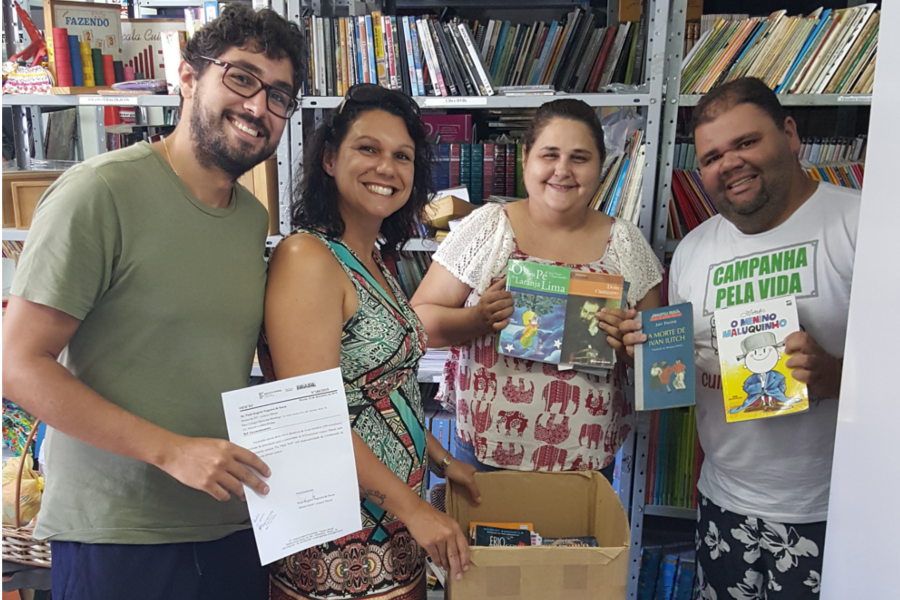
left=691, top=78, right=788, bottom=135
left=183, top=3, right=306, bottom=96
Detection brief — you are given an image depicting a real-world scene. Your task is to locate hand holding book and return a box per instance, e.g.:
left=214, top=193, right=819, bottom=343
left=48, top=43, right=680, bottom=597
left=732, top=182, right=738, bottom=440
left=475, top=277, right=515, bottom=334
left=597, top=306, right=638, bottom=366
left=783, top=331, right=843, bottom=400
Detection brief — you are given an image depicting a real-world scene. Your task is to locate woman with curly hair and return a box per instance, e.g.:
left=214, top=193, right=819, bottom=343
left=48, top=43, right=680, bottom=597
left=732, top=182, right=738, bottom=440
left=260, top=84, right=479, bottom=600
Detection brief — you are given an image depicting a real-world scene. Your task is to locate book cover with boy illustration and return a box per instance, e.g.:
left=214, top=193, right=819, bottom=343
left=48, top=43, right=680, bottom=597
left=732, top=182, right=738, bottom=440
left=714, top=296, right=809, bottom=423
left=498, top=260, right=569, bottom=363
left=635, top=303, right=695, bottom=410
left=560, top=271, right=626, bottom=370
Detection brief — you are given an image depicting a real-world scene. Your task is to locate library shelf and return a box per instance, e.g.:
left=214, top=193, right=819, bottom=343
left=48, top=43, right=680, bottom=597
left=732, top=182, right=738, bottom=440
left=2, top=94, right=182, bottom=108
left=300, top=93, right=655, bottom=111
left=2, top=229, right=28, bottom=242
left=643, top=504, right=698, bottom=520
left=403, top=238, right=440, bottom=252
left=679, top=94, right=872, bottom=107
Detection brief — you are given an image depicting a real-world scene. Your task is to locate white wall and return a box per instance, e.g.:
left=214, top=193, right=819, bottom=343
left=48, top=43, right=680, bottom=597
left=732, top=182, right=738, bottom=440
left=821, top=2, right=900, bottom=597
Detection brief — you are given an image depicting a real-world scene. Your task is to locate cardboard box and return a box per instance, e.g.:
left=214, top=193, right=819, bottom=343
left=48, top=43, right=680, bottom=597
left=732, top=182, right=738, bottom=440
left=2, top=171, right=64, bottom=229
left=237, top=157, right=280, bottom=235
left=446, top=471, right=630, bottom=600
left=423, top=195, right=475, bottom=230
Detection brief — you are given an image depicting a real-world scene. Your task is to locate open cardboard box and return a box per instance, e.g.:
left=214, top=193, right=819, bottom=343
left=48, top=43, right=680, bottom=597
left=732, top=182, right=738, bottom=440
left=423, top=193, right=476, bottom=230
left=446, top=471, right=630, bottom=600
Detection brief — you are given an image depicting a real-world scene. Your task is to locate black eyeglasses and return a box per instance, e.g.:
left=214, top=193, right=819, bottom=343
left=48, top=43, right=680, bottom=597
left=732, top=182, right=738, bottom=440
left=338, top=83, right=420, bottom=117
left=201, top=56, right=299, bottom=119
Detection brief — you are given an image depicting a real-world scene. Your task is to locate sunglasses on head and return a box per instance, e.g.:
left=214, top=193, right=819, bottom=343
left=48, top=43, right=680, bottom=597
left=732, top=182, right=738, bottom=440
left=337, top=84, right=420, bottom=117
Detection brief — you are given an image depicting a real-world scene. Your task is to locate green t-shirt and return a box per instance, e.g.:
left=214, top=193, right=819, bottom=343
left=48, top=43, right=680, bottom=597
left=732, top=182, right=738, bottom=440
left=11, top=142, right=269, bottom=544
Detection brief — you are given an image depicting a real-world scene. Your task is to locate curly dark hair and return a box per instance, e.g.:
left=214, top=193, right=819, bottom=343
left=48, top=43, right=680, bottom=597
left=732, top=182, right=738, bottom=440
left=183, top=3, right=306, bottom=96
left=524, top=98, right=607, bottom=164
left=291, top=87, right=434, bottom=258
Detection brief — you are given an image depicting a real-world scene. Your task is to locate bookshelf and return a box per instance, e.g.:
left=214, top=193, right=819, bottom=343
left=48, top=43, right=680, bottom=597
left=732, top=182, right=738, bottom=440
left=631, top=1, right=879, bottom=598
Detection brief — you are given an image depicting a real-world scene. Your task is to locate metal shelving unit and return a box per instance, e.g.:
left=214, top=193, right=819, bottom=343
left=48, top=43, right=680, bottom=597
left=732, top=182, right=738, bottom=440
left=3, top=94, right=182, bottom=107
left=644, top=504, right=697, bottom=520
left=679, top=93, right=873, bottom=107
left=2, top=229, right=28, bottom=242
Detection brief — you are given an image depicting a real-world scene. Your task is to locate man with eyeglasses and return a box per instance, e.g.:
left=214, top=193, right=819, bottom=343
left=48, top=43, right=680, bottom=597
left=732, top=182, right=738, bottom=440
left=2, top=5, right=305, bottom=599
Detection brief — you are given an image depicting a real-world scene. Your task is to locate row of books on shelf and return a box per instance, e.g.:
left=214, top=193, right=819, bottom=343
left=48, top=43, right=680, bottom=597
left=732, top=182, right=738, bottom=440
left=473, top=8, right=647, bottom=93
left=645, top=407, right=701, bottom=510
left=638, top=543, right=695, bottom=600
left=432, top=141, right=523, bottom=205
left=298, top=6, right=648, bottom=97
left=682, top=5, right=879, bottom=95
left=384, top=251, right=432, bottom=300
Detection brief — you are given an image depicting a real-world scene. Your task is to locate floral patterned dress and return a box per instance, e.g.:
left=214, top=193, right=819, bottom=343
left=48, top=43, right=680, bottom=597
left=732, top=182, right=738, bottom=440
left=264, top=231, right=428, bottom=600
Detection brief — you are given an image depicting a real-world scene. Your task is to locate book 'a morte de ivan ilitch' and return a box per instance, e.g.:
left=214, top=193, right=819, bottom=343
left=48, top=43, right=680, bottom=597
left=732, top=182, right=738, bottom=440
left=635, top=303, right=695, bottom=410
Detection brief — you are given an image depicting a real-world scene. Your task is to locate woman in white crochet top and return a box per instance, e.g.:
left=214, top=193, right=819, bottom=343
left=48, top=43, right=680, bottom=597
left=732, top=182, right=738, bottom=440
left=411, top=99, right=664, bottom=475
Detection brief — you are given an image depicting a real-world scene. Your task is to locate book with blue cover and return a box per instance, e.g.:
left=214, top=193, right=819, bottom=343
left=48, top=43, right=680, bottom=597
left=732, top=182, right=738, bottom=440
left=635, top=303, right=695, bottom=410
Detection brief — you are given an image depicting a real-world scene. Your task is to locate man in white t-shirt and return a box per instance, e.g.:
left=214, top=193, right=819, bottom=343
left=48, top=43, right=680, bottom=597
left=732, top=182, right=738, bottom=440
left=623, top=78, right=859, bottom=598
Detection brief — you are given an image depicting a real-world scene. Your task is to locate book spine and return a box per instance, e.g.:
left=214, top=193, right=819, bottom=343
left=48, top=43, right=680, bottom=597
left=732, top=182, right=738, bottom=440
left=407, top=17, right=426, bottom=96
left=483, top=142, right=495, bottom=200
left=391, top=17, right=404, bottom=92
left=402, top=17, right=420, bottom=96
left=357, top=16, right=370, bottom=84
left=384, top=16, right=397, bottom=89
left=460, top=143, right=472, bottom=198
left=494, top=144, right=506, bottom=195
left=324, top=17, right=334, bottom=96
left=418, top=18, right=447, bottom=96
left=372, top=12, right=389, bottom=88
left=505, top=144, right=516, bottom=197
left=365, top=16, right=377, bottom=85
left=471, top=143, right=484, bottom=205
left=459, top=23, right=494, bottom=95
left=450, top=143, right=462, bottom=188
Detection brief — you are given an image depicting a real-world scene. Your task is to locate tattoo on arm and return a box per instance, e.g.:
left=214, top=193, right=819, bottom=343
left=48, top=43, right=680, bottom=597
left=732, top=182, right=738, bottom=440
left=359, top=485, right=387, bottom=506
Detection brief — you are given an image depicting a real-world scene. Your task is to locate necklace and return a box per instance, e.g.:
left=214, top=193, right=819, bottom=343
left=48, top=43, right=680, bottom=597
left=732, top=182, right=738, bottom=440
left=163, top=135, right=178, bottom=177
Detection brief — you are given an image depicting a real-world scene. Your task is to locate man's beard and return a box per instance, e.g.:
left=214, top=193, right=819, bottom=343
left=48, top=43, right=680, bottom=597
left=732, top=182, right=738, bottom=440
left=190, top=96, right=276, bottom=180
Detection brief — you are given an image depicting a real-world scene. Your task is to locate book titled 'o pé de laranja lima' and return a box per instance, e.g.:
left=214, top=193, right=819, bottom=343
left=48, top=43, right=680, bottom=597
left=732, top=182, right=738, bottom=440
left=714, top=295, right=809, bottom=423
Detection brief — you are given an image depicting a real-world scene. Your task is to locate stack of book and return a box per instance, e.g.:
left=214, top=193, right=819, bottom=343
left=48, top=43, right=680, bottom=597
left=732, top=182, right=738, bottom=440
left=299, top=7, right=651, bottom=97
left=384, top=252, right=433, bottom=299
left=432, top=141, right=524, bottom=204
left=473, top=7, right=647, bottom=93
left=682, top=5, right=879, bottom=95
left=645, top=407, right=702, bottom=510
left=300, top=13, right=493, bottom=97
left=638, top=544, right=695, bottom=600
left=591, top=130, right=645, bottom=225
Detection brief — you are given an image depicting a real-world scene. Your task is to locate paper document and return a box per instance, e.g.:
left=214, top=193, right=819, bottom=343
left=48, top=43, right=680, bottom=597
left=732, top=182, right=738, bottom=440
left=222, top=368, right=362, bottom=565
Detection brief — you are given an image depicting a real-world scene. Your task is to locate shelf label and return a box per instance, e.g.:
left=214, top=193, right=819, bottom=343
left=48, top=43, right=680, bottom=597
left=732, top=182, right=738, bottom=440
left=422, top=97, right=488, bottom=107
left=78, top=95, right=139, bottom=106
left=836, top=95, right=871, bottom=104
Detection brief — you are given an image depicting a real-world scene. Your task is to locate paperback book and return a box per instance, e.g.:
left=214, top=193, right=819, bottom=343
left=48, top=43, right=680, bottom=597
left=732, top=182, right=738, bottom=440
left=714, top=295, right=809, bottom=423
left=634, top=303, right=695, bottom=410
left=498, top=260, right=625, bottom=369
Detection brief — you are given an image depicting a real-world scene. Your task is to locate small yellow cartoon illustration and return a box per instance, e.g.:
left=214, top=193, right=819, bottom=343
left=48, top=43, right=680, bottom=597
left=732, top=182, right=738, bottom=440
left=520, top=310, right=540, bottom=349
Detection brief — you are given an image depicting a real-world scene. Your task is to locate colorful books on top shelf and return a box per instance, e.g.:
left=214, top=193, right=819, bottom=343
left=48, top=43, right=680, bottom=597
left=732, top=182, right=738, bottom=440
left=635, top=304, right=695, bottom=411
left=714, top=295, right=809, bottom=423
left=498, top=260, right=626, bottom=371
left=645, top=406, right=702, bottom=510
left=682, top=5, right=879, bottom=95
left=298, top=6, right=649, bottom=97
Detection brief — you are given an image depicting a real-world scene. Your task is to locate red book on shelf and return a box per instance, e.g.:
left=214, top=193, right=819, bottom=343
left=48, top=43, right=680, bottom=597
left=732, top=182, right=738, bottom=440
left=505, top=144, right=516, bottom=197
left=586, top=26, right=616, bottom=93
left=449, top=143, right=461, bottom=188
left=482, top=142, right=495, bottom=200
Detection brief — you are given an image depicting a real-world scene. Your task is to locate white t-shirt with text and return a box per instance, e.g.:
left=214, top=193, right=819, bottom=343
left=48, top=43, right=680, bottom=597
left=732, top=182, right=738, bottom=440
left=670, top=182, right=860, bottom=523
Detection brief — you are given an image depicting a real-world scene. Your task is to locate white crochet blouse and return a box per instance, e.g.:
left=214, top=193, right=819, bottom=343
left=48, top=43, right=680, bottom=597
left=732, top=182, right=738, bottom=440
left=432, top=202, right=664, bottom=471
